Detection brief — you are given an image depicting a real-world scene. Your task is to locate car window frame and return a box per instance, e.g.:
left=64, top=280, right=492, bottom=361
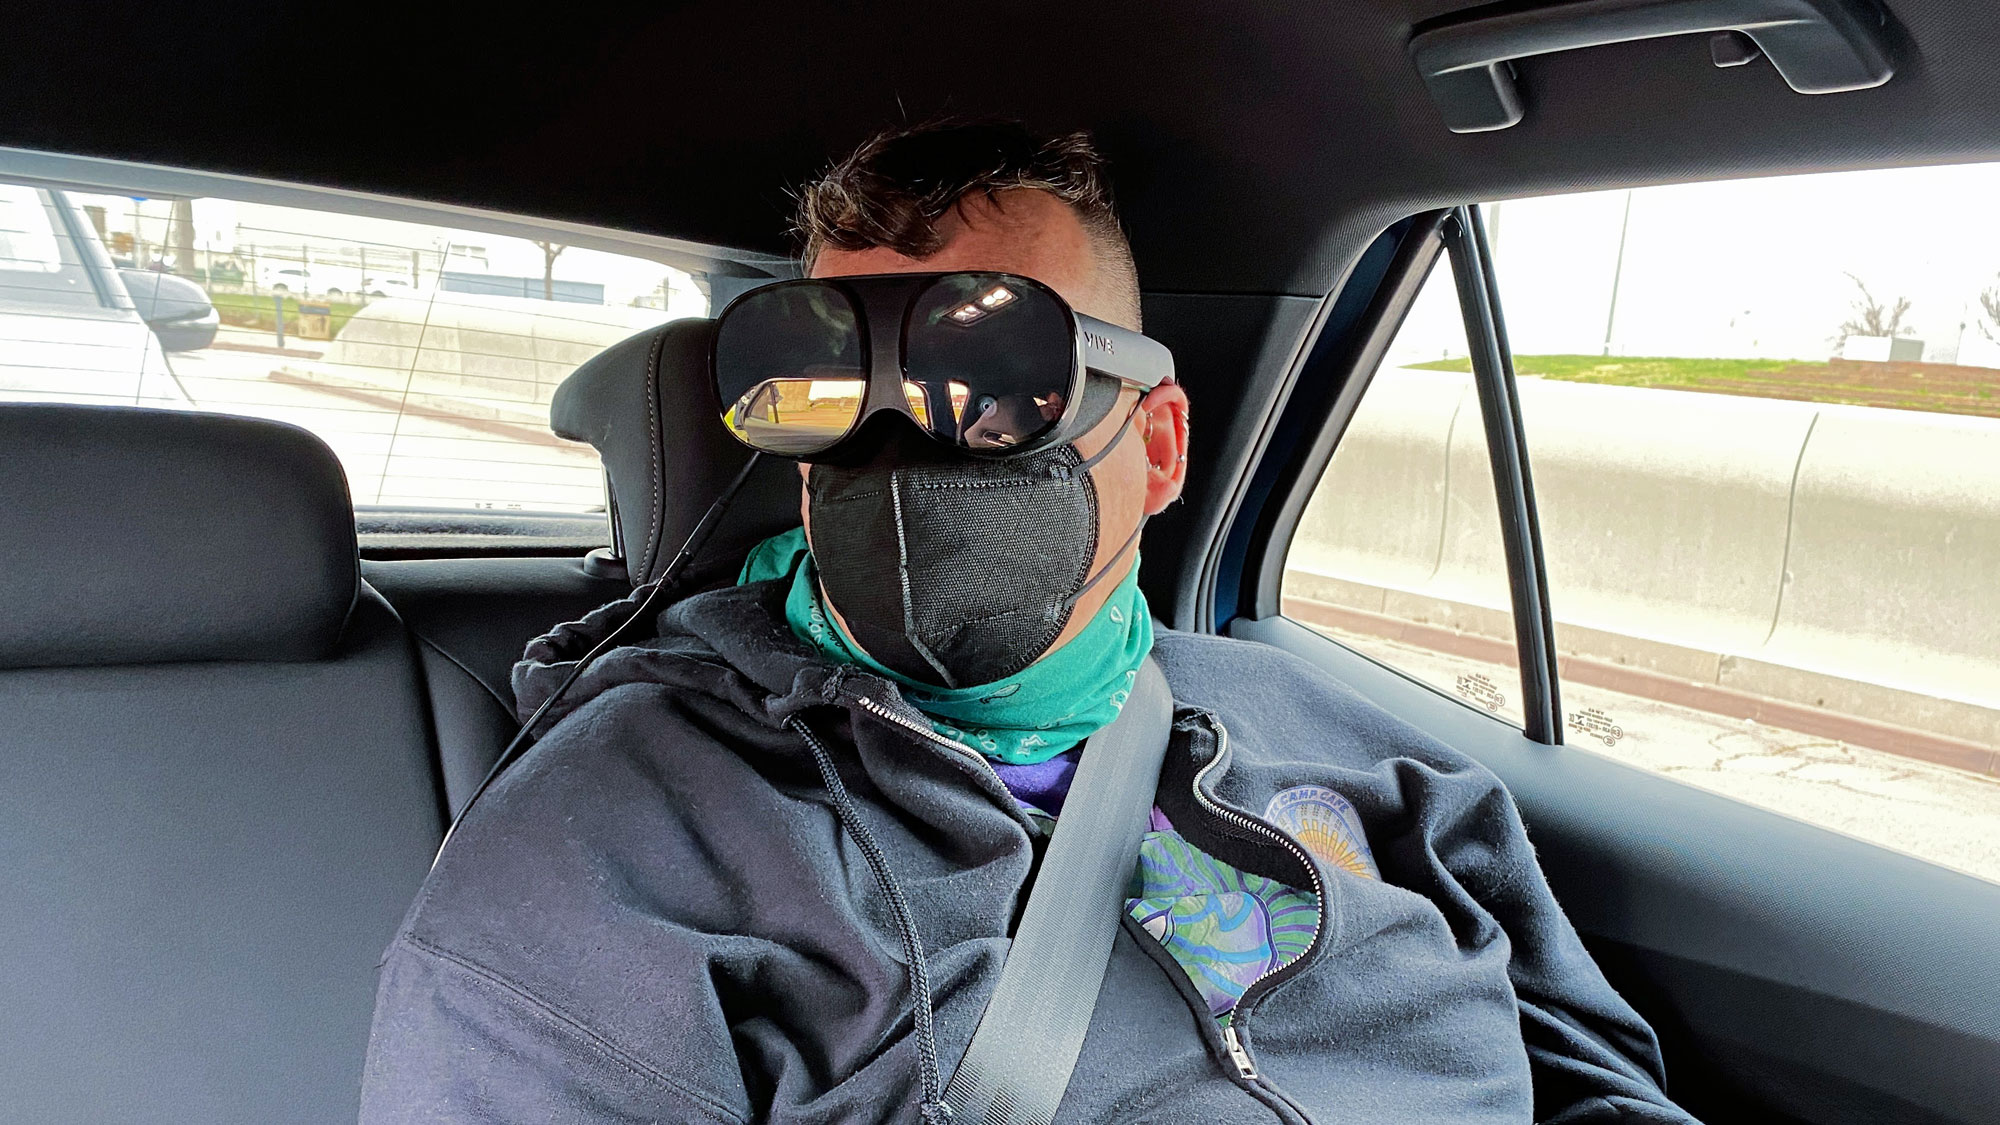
left=1232, top=207, right=1568, bottom=743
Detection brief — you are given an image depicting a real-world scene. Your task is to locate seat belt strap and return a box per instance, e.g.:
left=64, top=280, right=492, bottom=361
left=942, top=655, right=1175, bottom=1125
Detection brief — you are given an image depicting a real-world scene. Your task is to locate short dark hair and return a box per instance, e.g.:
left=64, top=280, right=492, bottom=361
left=797, top=119, right=1141, bottom=327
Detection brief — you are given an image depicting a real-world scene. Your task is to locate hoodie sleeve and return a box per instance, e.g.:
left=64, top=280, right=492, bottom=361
left=360, top=936, right=748, bottom=1125
left=1400, top=759, right=1699, bottom=1124
left=1156, top=631, right=1699, bottom=1123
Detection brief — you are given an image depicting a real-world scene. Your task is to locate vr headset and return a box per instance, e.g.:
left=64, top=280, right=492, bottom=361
left=713, top=270, right=1174, bottom=464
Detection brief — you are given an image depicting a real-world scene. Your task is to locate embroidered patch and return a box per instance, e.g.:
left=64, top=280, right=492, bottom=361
left=1264, top=786, right=1380, bottom=880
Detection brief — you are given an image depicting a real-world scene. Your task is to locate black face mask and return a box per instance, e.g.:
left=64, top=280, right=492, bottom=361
left=806, top=416, right=1137, bottom=688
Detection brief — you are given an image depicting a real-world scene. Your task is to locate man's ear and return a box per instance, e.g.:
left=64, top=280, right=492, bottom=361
left=1137, top=384, right=1190, bottom=516
left=797, top=461, right=813, bottom=536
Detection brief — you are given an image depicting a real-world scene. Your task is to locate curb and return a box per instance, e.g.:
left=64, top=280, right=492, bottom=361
left=211, top=340, right=327, bottom=360
left=1284, top=595, right=2000, bottom=778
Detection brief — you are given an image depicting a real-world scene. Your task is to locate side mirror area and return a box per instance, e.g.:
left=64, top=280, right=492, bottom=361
left=119, top=268, right=220, bottom=352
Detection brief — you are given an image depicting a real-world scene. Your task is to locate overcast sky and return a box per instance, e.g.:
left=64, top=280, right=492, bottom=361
left=1388, top=159, right=2000, bottom=367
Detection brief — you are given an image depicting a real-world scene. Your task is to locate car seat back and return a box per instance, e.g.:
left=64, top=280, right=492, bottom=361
left=0, top=404, right=442, bottom=1124
left=551, top=317, right=803, bottom=588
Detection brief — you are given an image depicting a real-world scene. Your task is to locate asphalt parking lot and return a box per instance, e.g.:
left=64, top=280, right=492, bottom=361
left=163, top=332, right=599, bottom=510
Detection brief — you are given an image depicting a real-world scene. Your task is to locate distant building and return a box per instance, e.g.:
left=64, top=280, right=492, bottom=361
left=438, top=271, right=605, bottom=305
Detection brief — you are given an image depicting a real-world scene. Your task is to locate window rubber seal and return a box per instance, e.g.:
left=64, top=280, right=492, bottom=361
left=1443, top=205, right=1564, bottom=745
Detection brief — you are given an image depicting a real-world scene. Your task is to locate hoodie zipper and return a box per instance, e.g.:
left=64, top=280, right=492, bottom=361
left=862, top=692, right=1315, bottom=1121
left=853, top=694, right=1006, bottom=779
left=1190, top=711, right=1323, bottom=1123
left=1190, top=712, right=1326, bottom=1001
left=1221, top=1025, right=1258, bottom=1079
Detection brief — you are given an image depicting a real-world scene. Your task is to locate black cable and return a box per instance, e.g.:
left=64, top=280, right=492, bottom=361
left=431, top=452, right=766, bottom=866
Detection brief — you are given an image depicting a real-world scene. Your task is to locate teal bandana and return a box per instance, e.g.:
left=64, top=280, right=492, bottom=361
left=738, top=527, right=1153, bottom=765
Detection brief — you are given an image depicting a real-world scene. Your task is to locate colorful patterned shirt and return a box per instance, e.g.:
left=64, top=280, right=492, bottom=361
left=993, top=756, right=1324, bottom=1025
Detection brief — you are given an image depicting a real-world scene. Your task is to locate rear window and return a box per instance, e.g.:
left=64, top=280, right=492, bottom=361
left=3, top=179, right=713, bottom=513
left=0, top=184, right=64, bottom=274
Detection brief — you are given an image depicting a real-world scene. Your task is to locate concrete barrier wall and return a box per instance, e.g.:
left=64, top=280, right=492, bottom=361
left=1289, top=368, right=2000, bottom=717
left=1764, top=409, right=2000, bottom=709
left=300, top=292, right=669, bottom=416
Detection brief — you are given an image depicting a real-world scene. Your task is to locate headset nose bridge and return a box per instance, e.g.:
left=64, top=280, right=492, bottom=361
left=854, top=285, right=924, bottom=431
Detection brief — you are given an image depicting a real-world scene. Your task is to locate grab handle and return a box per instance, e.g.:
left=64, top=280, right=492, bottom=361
left=1411, top=0, right=1894, bottom=132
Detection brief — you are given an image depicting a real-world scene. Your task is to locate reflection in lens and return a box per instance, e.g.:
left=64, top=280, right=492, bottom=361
left=944, top=283, right=1019, bottom=325
left=902, top=381, right=933, bottom=430
left=723, top=374, right=866, bottom=455
left=906, top=273, right=1073, bottom=451
left=715, top=284, right=865, bottom=455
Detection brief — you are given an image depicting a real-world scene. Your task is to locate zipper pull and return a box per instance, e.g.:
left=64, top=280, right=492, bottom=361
left=1221, top=1024, right=1258, bottom=1080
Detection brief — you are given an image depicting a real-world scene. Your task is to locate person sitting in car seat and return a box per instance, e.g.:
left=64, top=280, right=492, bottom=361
left=361, top=120, right=1699, bottom=1124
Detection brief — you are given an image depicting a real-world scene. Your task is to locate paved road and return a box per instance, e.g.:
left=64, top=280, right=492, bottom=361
left=165, top=346, right=599, bottom=510
left=1312, top=622, right=2000, bottom=885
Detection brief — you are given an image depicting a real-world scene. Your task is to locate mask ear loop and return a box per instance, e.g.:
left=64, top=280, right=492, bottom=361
left=1060, top=396, right=1151, bottom=612
left=1061, top=516, right=1147, bottom=612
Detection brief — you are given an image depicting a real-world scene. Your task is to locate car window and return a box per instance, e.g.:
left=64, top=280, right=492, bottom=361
left=1288, top=165, right=2000, bottom=882
left=6, top=182, right=711, bottom=513
left=1486, top=166, right=2000, bottom=880
left=1283, top=257, right=1525, bottom=728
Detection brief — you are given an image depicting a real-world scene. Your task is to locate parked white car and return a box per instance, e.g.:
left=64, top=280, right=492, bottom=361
left=257, top=261, right=364, bottom=298
left=0, top=182, right=185, bottom=407
left=363, top=275, right=426, bottom=299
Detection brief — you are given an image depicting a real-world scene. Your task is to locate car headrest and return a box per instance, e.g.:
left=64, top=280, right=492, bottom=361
left=0, top=404, right=359, bottom=670
left=551, top=317, right=804, bottom=588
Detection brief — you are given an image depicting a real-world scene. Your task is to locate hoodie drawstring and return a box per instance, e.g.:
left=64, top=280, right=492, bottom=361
left=788, top=717, right=954, bottom=1124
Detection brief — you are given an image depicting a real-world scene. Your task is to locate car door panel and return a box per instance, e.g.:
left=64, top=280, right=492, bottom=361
left=1230, top=613, right=2000, bottom=1125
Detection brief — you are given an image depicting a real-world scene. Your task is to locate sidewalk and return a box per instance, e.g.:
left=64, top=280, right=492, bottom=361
left=210, top=324, right=326, bottom=360
left=1299, top=615, right=2000, bottom=885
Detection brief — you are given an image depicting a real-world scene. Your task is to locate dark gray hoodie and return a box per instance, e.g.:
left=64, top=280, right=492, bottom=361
left=360, top=579, right=1697, bottom=1124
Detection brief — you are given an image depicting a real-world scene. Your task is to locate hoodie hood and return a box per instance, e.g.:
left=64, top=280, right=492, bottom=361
left=507, top=575, right=974, bottom=1124
left=510, top=578, right=912, bottom=737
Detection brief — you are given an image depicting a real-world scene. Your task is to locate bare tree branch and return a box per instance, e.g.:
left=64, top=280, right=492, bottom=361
left=1836, top=272, right=1913, bottom=347
left=533, top=240, right=568, bottom=302
left=1980, top=280, right=2000, bottom=344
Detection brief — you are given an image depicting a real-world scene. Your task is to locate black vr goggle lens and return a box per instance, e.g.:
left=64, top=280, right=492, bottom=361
left=712, top=271, right=1174, bottom=462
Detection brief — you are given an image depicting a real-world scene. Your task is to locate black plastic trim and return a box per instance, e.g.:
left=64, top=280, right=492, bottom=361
left=1191, top=291, right=1342, bottom=635
left=1444, top=206, right=1564, bottom=744
left=1411, top=0, right=1896, bottom=132
left=1246, top=212, right=1449, bottom=621
left=1207, top=217, right=1447, bottom=634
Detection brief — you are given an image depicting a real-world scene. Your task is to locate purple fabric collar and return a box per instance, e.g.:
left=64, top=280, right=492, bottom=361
left=989, top=750, right=1080, bottom=816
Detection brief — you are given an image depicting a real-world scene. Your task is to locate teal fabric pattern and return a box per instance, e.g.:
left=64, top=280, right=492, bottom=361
left=1125, top=826, right=1321, bottom=1024
left=738, top=527, right=1152, bottom=765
